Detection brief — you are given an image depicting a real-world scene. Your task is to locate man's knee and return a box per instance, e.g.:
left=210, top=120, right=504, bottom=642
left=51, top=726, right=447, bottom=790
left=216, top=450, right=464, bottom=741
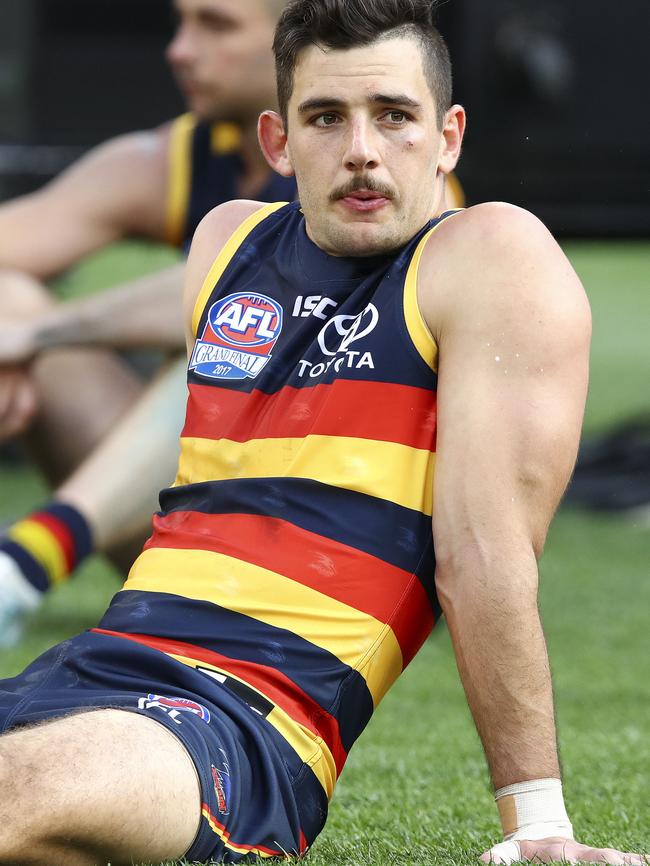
left=0, top=737, right=45, bottom=864
left=0, top=711, right=201, bottom=866
left=0, top=270, right=55, bottom=319
left=0, top=726, right=101, bottom=865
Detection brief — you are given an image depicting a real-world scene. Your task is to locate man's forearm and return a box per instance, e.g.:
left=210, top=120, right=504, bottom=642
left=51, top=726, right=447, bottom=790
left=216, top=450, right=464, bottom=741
left=436, top=547, right=560, bottom=790
left=34, top=262, right=186, bottom=352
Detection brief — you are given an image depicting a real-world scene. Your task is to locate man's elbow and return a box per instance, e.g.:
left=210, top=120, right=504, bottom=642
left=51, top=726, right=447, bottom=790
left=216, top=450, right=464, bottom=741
left=433, top=536, right=540, bottom=621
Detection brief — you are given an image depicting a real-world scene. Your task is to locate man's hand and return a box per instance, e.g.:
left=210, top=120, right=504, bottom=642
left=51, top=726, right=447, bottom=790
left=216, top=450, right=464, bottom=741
left=0, top=367, right=38, bottom=441
left=0, top=320, right=39, bottom=365
left=481, top=837, right=648, bottom=864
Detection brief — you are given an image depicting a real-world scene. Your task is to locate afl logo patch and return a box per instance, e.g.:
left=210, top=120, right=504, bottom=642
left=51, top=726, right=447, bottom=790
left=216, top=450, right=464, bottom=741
left=190, top=292, right=283, bottom=380
left=138, top=694, right=211, bottom=723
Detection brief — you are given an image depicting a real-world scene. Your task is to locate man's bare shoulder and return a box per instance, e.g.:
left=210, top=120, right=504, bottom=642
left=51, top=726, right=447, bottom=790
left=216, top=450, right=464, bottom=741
left=190, top=199, right=271, bottom=260
left=30, top=121, right=175, bottom=242
left=52, top=123, right=170, bottom=191
left=182, top=201, right=270, bottom=341
left=418, top=202, right=590, bottom=343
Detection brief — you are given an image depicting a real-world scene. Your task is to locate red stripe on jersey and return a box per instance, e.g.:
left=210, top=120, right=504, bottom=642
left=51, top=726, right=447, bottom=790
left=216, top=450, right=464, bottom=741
left=29, top=512, right=76, bottom=571
left=144, top=511, right=433, bottom=665
left=92, top=627, right=348, bottom=775
left=182, top=380, right=437, bottom=450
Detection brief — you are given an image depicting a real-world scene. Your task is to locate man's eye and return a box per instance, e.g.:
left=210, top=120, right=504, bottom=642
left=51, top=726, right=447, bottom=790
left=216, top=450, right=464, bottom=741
left=314, top=113, right=339, bottom=127
left=386, top=111, right=407, bottom=123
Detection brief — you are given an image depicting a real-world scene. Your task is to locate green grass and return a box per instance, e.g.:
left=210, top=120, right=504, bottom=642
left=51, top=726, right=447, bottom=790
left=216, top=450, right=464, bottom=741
left=1, top=240, right=649, bottom=864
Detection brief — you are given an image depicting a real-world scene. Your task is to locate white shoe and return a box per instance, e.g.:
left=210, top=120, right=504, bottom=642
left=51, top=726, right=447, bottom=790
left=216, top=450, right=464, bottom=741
left=0, top=550, right=41, bottom=648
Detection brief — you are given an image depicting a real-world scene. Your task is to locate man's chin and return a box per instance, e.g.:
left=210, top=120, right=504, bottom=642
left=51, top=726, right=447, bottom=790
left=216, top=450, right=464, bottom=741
left=325, top=220, right=406, bottom=258
left=184, top=94, right=230, bottom=125
left=327, top=239, right=401, bottom=258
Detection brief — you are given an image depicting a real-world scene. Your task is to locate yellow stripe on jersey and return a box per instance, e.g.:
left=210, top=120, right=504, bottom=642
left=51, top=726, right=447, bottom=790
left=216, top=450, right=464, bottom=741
left=8, top=521, right=67, bottom=585
left=191, top=202, right=288, bottom=337
left=403, top=208, right=464, bottom=372
left=167, top=651, right=336, bottom=797
left=174, top=434, right=435, bottom=517
left=164, top=113, right=197, bottom=246
left=446, top=172, right=466, bottom=209
left=200, top=807, right=278, bottom=859
left=124, top=547, right=403, bottom=706
left=210, top=122, right=242, bottom=154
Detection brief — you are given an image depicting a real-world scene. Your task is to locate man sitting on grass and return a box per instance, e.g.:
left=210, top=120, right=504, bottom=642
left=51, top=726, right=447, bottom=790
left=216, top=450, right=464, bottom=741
left=0, top=1, right=643, bottom=864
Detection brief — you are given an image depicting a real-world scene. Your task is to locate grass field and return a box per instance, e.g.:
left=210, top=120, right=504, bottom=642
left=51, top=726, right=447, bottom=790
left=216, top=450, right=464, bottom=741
left=1, top=240, right=649, bottom=864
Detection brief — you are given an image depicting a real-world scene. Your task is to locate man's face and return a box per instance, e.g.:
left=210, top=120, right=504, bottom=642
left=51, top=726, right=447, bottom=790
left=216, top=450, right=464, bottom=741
left=284, top=36, right=447, bottom=257
left=167, top=0, right=278, bottom=123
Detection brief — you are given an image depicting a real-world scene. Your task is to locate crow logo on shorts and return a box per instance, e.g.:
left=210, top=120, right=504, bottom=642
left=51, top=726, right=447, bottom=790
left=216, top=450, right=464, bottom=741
left=190, top=291, right=283, bottom=381
left=211, top=764, right=231, bottom=815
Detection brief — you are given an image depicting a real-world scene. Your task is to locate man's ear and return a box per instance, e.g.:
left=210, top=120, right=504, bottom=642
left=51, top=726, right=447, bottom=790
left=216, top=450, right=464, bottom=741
left=258, top=110, right=294, bottom=177
left=437, top=104, right=466, bottom=175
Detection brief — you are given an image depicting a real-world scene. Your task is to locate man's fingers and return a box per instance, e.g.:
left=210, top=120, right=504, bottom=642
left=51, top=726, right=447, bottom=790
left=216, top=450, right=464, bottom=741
left=481, top=839, right=648, bottom=865
left=481, top=841, right=521, bottom=864
left=0, top=369, right=38, bottom=441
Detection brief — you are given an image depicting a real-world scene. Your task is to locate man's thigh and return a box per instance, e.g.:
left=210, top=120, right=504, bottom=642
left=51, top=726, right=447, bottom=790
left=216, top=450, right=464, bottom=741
left=0, top=708, right=201, bottom=866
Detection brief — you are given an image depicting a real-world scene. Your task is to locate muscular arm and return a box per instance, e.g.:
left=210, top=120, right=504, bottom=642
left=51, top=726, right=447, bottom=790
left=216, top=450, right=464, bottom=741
left=0, top=126, right=171, bottom=280
left=420, top=204, right=591, bottom=789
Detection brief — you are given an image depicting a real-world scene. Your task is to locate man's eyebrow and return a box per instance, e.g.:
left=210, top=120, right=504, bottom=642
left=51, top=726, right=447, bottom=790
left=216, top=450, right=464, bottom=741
left=297, top=98, right=347, bottom=115
left=370, top=93, right=422, bottom=109
left=297, top=94, right=422, bottom=115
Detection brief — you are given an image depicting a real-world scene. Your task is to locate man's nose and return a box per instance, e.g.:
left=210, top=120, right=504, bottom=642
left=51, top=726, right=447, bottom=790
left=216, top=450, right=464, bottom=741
left=166, top=24, right=194, bottom=67
left=342, top=118, right=380, bottom=171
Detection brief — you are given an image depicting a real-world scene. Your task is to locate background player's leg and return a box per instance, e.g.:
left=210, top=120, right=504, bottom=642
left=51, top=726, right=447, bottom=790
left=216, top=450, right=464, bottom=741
left=56, top=355, right=187, bottom=556
left=0, top=709, right=201, bottom=866
left=0, top=270, right=145, bottom=483
left=0, top=359, right=186, bottom=644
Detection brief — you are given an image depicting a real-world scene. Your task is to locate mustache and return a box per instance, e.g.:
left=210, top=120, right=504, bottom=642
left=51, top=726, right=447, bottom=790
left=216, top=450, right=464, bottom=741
left=329, top=175, right=396, bottom=203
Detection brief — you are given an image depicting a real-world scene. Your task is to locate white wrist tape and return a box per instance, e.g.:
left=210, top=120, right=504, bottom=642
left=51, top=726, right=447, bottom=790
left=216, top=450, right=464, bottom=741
left=495, top=778, right=574, bottom=841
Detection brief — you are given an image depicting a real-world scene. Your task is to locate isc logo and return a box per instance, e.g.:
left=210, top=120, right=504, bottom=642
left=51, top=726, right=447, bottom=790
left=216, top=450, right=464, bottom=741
left=190, top=291, right=283, bottom=381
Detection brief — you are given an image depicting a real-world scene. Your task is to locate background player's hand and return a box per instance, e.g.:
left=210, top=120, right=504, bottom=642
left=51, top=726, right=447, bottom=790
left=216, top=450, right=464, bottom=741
left=0, top=319, right=39, bottom=364
left=0, top=367, right=38, bottom=441
left=481, top=837, right=648, bottom=864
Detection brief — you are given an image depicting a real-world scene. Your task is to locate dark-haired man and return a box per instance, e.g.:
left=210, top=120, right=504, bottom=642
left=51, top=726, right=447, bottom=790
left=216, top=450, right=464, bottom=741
left=0, top=1, right=640, bottom=864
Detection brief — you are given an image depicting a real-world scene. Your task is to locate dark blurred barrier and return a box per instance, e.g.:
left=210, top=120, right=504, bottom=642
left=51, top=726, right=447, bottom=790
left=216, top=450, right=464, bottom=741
left=566, top=417, right=650, bottom=512
left=436, top=0, right=649, bottom=235
left=0, top=0, right=181, bottom=198
left=0, top=0, right=648, bottom=235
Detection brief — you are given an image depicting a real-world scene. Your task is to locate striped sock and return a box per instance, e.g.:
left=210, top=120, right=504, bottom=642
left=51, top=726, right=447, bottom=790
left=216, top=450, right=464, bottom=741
left=0, top=502, right=93, bottom=594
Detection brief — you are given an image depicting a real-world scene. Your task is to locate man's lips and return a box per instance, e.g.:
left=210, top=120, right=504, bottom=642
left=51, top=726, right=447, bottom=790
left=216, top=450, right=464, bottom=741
left=339, top=190, right=391, bottom=213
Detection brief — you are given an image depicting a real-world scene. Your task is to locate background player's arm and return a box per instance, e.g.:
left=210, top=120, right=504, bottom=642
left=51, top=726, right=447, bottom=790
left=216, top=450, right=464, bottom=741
left=0, top=126, right=171, bottom=281
left=0, top=263, right=186, bottom=361
left=420, top=204, right=592, bottom=800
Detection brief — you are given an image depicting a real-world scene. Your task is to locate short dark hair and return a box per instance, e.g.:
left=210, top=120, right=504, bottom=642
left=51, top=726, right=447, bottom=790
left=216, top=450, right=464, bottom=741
left=273, top=0, right=452, bottom=127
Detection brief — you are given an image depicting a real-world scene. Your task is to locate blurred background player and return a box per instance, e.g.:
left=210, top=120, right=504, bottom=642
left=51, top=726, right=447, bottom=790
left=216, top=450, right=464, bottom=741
left=0, top=0, right=295, bottom=450
left=0, top=0, right=297, bottom=643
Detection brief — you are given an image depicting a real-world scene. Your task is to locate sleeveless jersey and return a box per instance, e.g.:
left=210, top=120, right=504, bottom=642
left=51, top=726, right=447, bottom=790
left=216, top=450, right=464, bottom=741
left=97, top=202, right=462, bottom=803
left=164, top=114, right=297, bottom=249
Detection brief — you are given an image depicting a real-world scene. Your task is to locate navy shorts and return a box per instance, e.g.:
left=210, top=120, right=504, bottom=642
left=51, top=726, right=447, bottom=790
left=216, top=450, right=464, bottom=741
left=0, top=631, right=328, bottom=863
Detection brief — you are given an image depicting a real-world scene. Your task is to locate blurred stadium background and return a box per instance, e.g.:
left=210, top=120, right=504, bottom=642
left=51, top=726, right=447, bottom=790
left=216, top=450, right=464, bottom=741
left=1, top=0, right=648, bottom=233
left=0, top=2, right=648, bottom=864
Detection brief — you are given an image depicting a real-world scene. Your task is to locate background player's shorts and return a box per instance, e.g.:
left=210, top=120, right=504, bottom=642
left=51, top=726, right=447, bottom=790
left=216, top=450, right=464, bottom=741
left=0, top=631, right=328, bottom=863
